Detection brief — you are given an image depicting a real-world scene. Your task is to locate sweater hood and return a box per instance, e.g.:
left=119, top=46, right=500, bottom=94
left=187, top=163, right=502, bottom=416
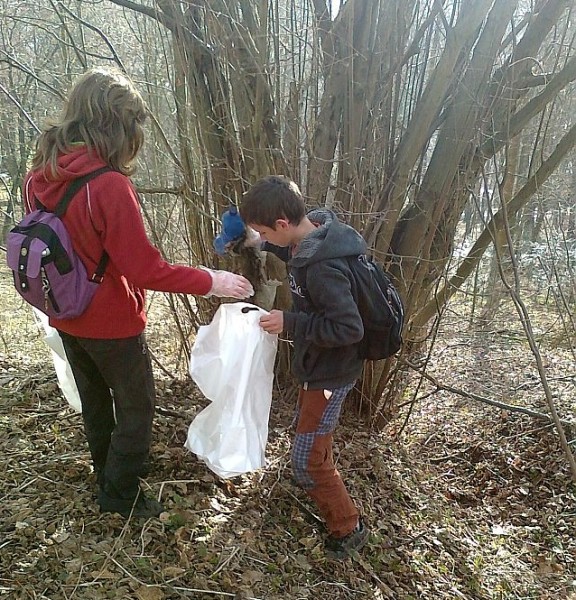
left=26, top=147, right=108, bottom=211
left=289, top=209, right=367, bottom=267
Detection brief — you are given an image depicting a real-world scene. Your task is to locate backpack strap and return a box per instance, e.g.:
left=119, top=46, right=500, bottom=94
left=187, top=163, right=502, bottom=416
left=53, top=166, right=112, bottom=217
left=90, top=252, right=109, bottom=284
left=54, top=166, right=113, bottom=284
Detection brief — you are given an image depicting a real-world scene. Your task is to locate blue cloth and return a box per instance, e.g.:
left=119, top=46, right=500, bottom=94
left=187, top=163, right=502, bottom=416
left=213, top=205, right=246, bottom=255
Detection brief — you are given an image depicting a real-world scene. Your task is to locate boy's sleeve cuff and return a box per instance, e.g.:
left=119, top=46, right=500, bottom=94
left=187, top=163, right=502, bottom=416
left=282, top=311, right=297, bottom=334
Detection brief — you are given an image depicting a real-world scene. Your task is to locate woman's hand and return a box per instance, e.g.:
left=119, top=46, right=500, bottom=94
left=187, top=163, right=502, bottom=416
left=205, top=270, right=254, bottom=299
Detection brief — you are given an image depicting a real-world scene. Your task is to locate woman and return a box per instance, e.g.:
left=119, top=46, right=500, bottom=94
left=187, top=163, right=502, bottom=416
left=24, top=66, right=253, bottom=518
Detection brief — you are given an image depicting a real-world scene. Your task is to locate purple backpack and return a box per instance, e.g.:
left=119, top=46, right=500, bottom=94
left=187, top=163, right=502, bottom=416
left=7, top=167, right=111, bottom=319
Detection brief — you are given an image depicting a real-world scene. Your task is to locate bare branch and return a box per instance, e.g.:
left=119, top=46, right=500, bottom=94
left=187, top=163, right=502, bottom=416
left=0, top=82, right=41, bottom=134
left=57, top=2, right=127, bottom=71
left=0, top=50, right=66, bottom=100
left=416, top=120, right=576, bottom=326
left=405, top=360, right=572, bottom=426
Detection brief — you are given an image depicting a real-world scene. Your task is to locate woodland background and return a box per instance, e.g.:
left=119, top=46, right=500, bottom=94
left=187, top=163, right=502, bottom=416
left=0, top=0, right=575, bottom=598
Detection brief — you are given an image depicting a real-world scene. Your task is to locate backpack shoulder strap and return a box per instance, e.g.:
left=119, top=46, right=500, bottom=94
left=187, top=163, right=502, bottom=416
left=91, top=252, right=109, bottom=284
left=53, top=166, right=113, bottom=218
left=54, top=166, right=113, bottom=284
left=24, top=177, right=45, bottom=211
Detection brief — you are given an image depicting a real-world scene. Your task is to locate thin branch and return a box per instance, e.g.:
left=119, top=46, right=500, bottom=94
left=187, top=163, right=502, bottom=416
left=136, top=186, right=185, bottom=196
left=144, top=111, right=184, bottom=172
left=49, top=0, right=87, bottom=68
left=57, top=2, right=126, bottom=71
left=478, top=55, right=576, bottom=163
left=494, top=164, right=576, bottom=482
left=106, top=0, right=214, bottom=54
left=404, top=359, right=572, bottom=426
left=0, top=49, right=66, bottom=100
left=416, top=119, right=576, bottom=327
left=0, top=83, right=41, bottom=134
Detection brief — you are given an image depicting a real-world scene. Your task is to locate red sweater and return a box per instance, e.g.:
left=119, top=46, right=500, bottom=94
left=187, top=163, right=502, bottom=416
left=24, top=148, right=212, bottom=338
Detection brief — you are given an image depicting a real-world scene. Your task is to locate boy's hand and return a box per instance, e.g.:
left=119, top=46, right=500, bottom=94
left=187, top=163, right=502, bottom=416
left=259, top=309, right=284, bottom=334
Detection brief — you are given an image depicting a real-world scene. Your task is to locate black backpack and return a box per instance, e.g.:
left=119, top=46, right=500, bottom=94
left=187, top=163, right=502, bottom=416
left=349, top=255, right=404, bottom=360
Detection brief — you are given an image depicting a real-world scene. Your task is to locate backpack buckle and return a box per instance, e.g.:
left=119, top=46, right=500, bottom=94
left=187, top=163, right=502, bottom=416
left=90, top=273, right=104, bottom=284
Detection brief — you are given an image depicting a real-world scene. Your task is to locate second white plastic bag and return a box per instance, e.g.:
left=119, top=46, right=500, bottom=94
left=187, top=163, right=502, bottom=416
left=33, top=308, right=81, bottom=412
left=185, top=302, right=278, bottom=478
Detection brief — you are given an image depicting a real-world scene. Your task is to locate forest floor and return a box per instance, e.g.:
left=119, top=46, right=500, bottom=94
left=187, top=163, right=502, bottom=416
left=0, top=261, right=575, bottom=600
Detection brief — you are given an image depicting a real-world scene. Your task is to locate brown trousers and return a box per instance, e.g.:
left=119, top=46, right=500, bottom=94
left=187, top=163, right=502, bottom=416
left=292, top=385, right=359, bottom=537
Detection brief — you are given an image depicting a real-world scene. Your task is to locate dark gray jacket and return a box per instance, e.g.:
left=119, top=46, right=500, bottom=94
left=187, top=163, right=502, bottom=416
left=265, top=209, right=366, bottom=389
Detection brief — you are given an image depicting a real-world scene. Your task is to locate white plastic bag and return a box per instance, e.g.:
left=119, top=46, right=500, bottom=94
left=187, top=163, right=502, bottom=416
left=33, top=308, right=81, bottom=412
left=185, top=302, right=278, bottom=478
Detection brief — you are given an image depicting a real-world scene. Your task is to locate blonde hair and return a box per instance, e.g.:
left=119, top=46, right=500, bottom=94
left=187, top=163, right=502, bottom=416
left=32, top=66, right=147, bottom=177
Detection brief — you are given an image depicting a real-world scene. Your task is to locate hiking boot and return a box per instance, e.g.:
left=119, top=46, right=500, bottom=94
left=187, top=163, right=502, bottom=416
left=325, top=519, right=369, bottom=559
left=99, top=489, right=164, bottom=519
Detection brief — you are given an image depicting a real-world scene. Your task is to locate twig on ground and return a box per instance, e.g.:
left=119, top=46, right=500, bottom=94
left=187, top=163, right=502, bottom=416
left=211, top=546, right=241, bottom=576
left=404, top=359, right=571, bottom=425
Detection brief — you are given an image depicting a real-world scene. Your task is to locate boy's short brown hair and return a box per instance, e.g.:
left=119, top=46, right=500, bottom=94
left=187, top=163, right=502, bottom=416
left=240, top=175, right=306, bottom=228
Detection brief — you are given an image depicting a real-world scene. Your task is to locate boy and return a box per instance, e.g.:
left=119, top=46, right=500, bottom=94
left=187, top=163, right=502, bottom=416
left=240, top=175, right=369, bottom=559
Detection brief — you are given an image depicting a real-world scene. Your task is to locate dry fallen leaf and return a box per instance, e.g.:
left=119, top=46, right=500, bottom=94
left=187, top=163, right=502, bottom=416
left=135, top=585, right=164, bottom=600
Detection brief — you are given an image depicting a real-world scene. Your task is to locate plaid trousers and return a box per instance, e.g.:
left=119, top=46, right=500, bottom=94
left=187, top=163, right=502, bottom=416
left=292, top=382, right=359, bottom=538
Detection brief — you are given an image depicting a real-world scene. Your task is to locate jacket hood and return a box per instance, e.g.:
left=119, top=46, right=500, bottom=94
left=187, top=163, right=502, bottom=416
left=290, top=209, right=367, bottom=267
left=26, top=147, right=108, bottom=211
